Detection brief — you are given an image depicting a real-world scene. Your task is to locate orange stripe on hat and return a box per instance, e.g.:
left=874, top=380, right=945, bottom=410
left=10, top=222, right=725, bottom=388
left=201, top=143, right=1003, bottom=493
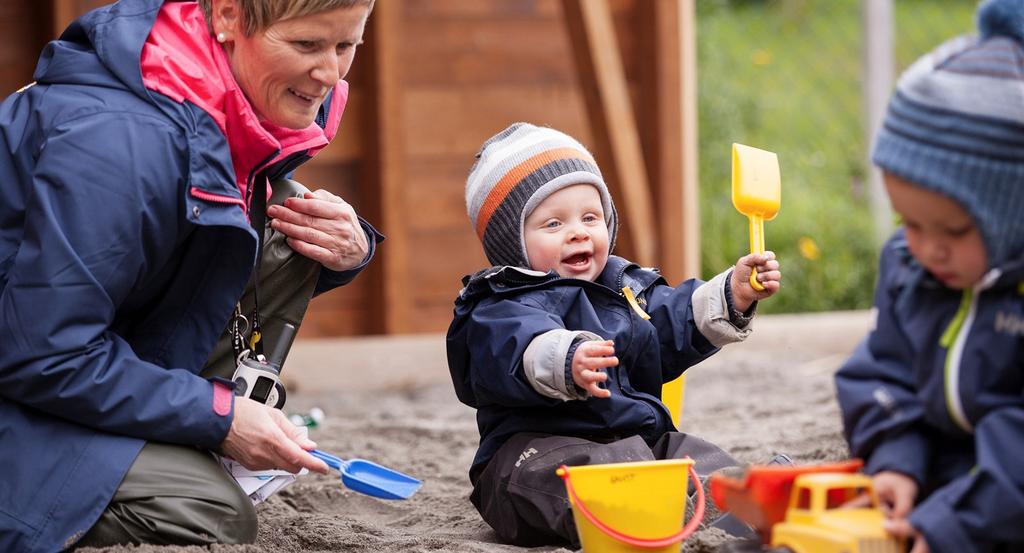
left=475, top=147, right=595, bottom=239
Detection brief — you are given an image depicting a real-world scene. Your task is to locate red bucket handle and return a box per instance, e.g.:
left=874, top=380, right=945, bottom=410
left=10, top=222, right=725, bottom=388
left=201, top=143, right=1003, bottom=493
left=557, top=457, right=706, bottom=549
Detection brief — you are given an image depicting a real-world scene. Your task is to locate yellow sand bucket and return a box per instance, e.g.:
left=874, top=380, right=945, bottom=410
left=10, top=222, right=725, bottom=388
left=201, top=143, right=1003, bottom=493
left=557, top=458, right=705, bottom=552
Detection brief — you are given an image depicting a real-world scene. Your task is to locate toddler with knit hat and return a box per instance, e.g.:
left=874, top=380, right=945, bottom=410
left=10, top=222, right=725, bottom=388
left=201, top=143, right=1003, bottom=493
left=446, top=122, right=782, bottom=546
left=836, top=1, right=1024, bottom=551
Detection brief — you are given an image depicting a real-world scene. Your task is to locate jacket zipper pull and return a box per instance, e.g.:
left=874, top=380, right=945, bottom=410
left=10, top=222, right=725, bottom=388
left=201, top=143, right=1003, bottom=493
left=621, top=287, right=650, bottom=320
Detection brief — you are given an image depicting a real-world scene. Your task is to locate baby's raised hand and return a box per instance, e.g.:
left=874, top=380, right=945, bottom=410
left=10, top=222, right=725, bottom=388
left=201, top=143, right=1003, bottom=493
left=572, top=339, right=617, bottom=399
left=730, top=251, right=781, bottom=312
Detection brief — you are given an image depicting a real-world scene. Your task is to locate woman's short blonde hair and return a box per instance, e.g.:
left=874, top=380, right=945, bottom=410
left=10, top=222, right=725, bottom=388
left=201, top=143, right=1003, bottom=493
left=198, top=0, right=374, bottom=36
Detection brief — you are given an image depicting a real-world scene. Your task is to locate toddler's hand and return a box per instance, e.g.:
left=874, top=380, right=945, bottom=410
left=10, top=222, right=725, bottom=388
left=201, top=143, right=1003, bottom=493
left=873, top=471, right=924, bottom=549
left=730, top=251, right=781, bottom=312
left=873, top=470, right=918, bottom=521
left=572, top=340, right=616, bottom=399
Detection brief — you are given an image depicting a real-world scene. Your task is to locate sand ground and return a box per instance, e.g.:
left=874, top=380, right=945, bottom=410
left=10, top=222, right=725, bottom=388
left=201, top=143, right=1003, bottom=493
left=79, top=310, right=872, bottom=553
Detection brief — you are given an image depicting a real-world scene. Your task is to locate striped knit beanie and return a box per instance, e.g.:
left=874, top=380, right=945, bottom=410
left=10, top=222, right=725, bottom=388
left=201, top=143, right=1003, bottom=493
left=872, top=0, right=1024, bottom=267
left=466, top=123, right=618, bottom=268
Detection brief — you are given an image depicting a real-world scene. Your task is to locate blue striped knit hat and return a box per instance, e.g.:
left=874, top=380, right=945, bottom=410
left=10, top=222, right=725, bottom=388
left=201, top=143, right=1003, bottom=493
left=466, top=123, right=618, bottom=268
left=872, top=0, right=1024, bottom=267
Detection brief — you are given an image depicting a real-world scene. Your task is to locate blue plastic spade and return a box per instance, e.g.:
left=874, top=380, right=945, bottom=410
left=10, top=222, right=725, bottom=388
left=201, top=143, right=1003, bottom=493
left=309, top=449, right=422, bottom=500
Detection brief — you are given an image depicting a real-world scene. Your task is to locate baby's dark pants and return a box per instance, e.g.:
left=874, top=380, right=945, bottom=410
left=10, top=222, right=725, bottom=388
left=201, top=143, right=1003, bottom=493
left=470, top=431, right=739, bottom=547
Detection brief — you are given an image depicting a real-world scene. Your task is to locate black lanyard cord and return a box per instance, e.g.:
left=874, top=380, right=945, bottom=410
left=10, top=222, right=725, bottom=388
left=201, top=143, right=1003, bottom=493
left=232, top=171, right=268, bottom=362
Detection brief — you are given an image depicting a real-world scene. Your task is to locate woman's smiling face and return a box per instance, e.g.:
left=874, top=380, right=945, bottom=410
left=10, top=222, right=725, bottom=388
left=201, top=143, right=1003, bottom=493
left=217, top=1, right=369, bottom=129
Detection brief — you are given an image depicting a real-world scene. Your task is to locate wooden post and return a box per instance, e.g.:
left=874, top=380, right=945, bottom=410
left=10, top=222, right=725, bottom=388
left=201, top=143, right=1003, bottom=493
left=678, top=1, right=700, bottom=279
left=863, top=0, right=894, bottom=247
left=637, top=0, right=700, bottom=283
left=0, top=1, right=50, bottom=96
left=51, top=0, right=76, bottom=37
left=363, top=1, right=414, bottom=334
left=635, top=1, right=700, bottom=424
left=561, top=0, right=657, bottom=267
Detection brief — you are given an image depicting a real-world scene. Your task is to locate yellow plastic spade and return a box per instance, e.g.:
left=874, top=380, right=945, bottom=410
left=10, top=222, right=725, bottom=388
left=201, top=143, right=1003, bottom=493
left=731, top=144, right=781, bottom=291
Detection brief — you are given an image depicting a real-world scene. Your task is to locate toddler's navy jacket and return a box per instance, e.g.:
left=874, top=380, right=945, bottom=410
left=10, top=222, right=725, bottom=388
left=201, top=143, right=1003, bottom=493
left=837, top=231, right=1024, bottom=552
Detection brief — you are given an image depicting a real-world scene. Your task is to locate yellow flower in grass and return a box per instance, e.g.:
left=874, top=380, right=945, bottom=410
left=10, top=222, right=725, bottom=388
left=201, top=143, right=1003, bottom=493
left=798, top=236, right=820, bottom=260
left=752, top=49, right=773, bottom=66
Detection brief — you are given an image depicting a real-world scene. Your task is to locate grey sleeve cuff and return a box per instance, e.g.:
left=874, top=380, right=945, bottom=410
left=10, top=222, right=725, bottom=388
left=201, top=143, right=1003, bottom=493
left=722, top=269, right=756, bottom=327
left=523, top=329, right=604, bottom=401
left=692, top=269, right=754, bottom=347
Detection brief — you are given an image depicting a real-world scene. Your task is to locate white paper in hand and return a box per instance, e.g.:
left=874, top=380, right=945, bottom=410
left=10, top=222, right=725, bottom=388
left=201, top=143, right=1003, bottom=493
left=216, top=427, right=310, bottom=505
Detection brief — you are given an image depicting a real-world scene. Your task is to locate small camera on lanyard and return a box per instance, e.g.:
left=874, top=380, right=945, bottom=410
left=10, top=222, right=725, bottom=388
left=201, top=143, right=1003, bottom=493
left=231, top=323, right=296, bottom=409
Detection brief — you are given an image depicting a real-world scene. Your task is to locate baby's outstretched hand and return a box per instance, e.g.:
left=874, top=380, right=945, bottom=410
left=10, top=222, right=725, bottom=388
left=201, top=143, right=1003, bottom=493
left=572, top=339, right=617, bottom=399
left=730, top=251, right=781, bottom=312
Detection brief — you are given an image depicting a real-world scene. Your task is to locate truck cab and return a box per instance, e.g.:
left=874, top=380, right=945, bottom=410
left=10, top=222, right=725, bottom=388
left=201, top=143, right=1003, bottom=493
left=771, top=473, right=902, bottom=553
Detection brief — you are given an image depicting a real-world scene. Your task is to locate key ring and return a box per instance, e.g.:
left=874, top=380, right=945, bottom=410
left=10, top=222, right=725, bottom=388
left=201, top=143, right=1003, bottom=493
left=232, top=313, right=249, bottom=335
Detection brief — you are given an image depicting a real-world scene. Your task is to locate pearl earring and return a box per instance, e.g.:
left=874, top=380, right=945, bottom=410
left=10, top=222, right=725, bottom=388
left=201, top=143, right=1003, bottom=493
left=216, top=32, right=226, bottom=43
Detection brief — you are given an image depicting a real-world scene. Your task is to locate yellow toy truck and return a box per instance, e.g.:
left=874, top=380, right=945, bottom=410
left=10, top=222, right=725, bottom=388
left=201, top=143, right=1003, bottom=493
left=710, top=459, right=905, bottom=553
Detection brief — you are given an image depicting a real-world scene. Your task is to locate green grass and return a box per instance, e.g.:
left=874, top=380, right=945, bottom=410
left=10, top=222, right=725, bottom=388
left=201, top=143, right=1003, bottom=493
left=696, top=0, right=975, bottom=313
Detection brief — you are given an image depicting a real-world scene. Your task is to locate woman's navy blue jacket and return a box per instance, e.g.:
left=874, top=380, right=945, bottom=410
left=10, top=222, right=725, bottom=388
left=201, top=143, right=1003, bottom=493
left=836, top=232, right=1024, bottom=552
left=0, top=1, right=377, bottom=550
left=447, top=256, right=719, bottom=477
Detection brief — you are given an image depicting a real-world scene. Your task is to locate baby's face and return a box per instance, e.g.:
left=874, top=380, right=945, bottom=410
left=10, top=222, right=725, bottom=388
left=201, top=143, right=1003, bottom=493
left=884, top=172, right=988, bottom=289
left=523, top=184, right=609, bottom=282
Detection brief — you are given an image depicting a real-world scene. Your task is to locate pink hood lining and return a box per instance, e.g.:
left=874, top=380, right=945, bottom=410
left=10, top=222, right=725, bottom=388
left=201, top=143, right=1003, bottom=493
left=140, top=2, right=348, bottom=211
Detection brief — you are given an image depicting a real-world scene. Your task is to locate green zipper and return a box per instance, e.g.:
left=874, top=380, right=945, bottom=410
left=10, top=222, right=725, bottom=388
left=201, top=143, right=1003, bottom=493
left=939, top=290, right=972, bottom=348
left=939, top=289, right=974, bottom=432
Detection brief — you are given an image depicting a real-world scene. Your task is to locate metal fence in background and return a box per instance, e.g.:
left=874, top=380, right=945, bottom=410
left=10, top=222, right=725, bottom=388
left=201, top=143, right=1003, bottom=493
left=695, top=0, right=976, bottom=313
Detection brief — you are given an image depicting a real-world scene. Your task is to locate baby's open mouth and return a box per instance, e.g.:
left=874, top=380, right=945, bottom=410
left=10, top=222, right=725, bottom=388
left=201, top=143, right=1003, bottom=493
left=563, top=253, right=590, bottom=265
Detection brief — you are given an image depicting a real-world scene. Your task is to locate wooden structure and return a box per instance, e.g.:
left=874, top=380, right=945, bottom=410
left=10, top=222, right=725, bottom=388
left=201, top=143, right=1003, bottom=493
left=1, top=0, right=699, bottom=337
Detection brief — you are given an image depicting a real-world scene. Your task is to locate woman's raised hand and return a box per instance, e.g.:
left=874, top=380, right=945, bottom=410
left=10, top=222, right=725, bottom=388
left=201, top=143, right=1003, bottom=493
left=267, top=189, right=369, bottom=272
